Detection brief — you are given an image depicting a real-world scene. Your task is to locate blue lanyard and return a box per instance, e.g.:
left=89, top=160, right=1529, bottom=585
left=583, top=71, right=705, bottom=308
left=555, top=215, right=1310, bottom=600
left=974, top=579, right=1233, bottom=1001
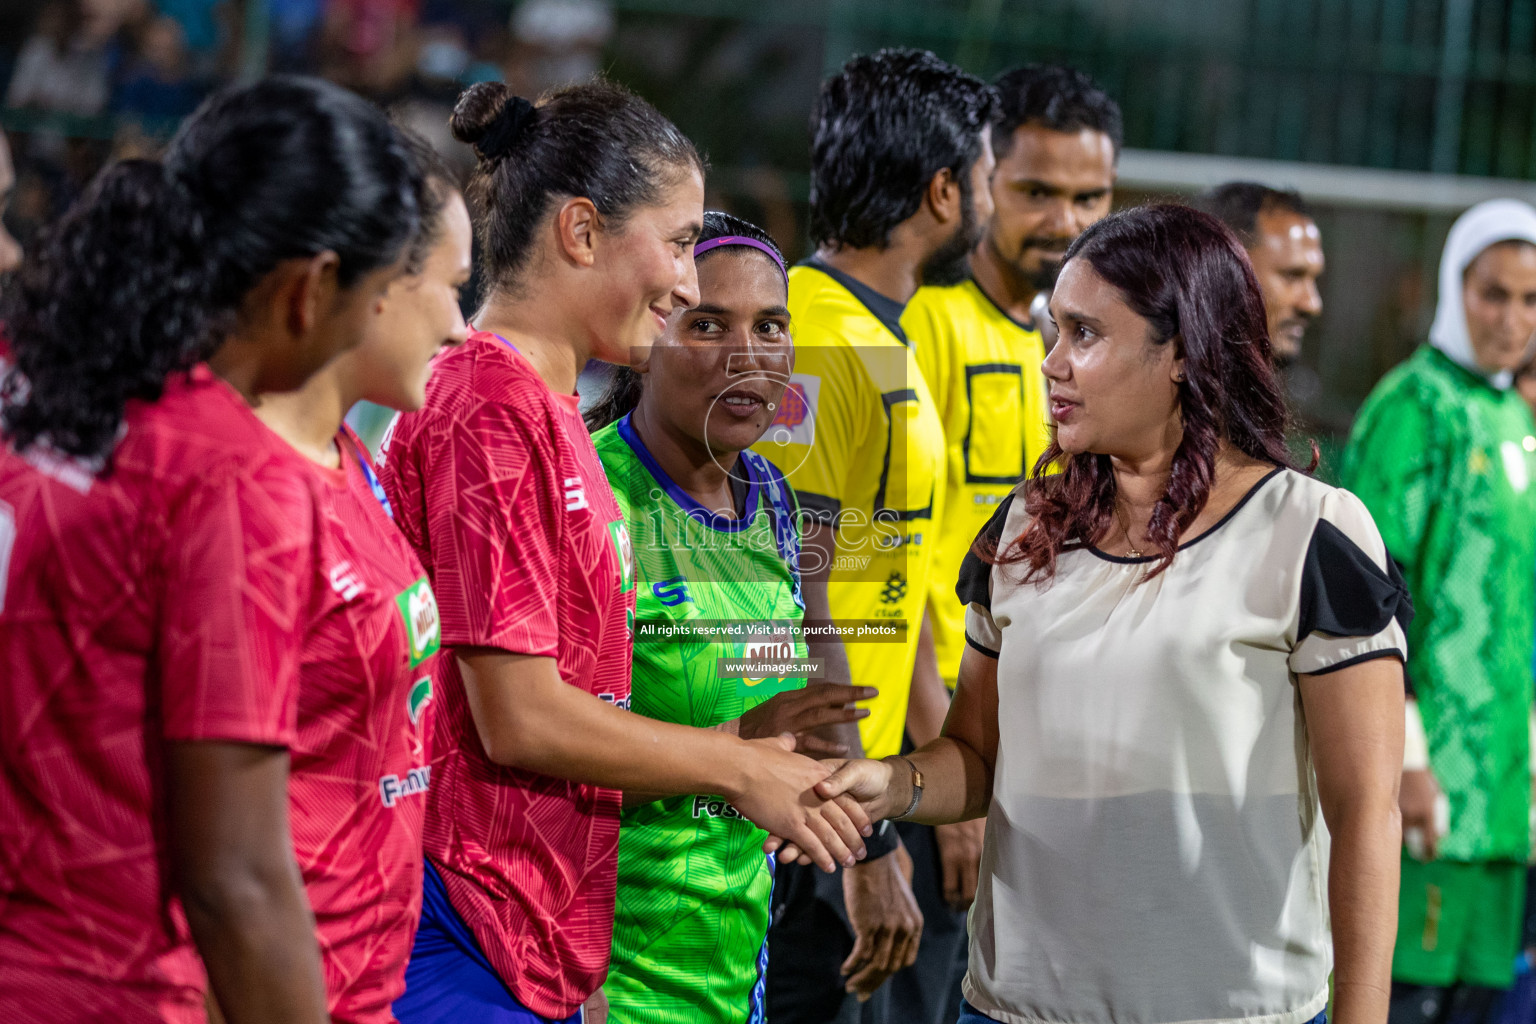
left=344, top=434, right=394, bottom=520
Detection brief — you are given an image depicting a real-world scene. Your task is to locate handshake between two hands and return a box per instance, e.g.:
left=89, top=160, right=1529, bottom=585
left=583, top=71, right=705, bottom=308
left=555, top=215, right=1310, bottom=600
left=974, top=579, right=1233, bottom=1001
left=728, top=682, right=900, bottom=871
left=767, top=745, right=900, bottom=870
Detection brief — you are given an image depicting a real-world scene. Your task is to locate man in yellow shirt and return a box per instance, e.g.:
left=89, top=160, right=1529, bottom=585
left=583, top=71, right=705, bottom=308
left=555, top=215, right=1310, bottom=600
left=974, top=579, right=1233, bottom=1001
left=897, top=64, right=1121, bottom=1024
left=754, top=48, right=995, bottom=1023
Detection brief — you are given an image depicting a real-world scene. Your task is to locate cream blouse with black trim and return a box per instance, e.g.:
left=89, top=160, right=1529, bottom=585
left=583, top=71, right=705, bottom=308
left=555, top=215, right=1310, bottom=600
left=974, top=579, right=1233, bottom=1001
left=957, top=468, right=1409, bottom=1024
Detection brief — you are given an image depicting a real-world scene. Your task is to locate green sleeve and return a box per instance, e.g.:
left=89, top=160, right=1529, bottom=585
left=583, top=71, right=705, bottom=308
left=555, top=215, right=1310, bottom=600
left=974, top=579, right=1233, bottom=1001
left=1339, top=384, right=1445, bottom=579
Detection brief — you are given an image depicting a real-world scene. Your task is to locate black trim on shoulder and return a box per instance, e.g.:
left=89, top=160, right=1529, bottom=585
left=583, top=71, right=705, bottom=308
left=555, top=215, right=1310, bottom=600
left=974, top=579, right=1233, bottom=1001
left=1303, top=648, right=1406, bottom=677
left=1385, top=553, right=1417, bottom=698
left=1298, top=518, right=1415, bottom=642
left=796, top=491, right=841, bottom=525
left=969, top=275, right=1036, bottom=332
left=1088, top=467, right=1284, bottom=563
left=956, top=493, right=1016, bottom=610
left=803, top=257, right=910, bottom=346
left=965, top=634, right=1001, bottom=659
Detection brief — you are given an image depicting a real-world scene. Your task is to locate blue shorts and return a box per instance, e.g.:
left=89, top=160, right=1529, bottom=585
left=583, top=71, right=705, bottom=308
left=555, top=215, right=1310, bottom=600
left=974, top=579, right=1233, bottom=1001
left=957, top=1001, right=1327, bottom=1024
left=393, top=861, right=584, bottom=1024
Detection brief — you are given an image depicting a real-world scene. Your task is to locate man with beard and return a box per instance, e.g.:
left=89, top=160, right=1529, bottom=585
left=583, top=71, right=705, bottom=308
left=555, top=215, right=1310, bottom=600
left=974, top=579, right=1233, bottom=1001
left=752, top=48, right=995, bottom=1024
left=1198, top=183, right=1324, bottom=366
left=896, top=64, right=1119, bottom=1024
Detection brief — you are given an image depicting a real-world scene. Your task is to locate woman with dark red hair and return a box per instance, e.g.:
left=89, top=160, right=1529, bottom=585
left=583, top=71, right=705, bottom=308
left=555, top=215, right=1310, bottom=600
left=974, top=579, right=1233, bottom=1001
left=818, top=203, right=1411, bottom=1024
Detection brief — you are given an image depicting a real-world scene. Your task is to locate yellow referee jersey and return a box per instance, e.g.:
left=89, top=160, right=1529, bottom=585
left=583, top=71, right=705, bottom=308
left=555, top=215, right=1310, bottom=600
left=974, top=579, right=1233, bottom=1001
left=902, top=278, right=1052, bottom=685
left=754, top=260, right=946, bottom=760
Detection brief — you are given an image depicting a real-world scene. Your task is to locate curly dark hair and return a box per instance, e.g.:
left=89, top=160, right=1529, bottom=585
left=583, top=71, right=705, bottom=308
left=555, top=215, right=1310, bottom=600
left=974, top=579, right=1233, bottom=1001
left=450, top=78, right=702, bottom=296
left=584, top=210, right=785, bottom=432
left=1, top=75, right=423, bottom=463
left=994, top=204, right=1308, bottom=581
left=808, top=48, right=995, bottom=251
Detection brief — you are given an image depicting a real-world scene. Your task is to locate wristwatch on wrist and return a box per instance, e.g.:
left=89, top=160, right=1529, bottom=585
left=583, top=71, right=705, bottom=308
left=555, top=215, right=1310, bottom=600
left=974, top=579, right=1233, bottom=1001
left=886, top=754, right=924, bottom=820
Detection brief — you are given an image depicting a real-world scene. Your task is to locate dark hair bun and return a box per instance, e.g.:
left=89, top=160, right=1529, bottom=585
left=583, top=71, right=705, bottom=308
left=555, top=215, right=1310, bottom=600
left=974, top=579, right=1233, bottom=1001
left=451, top=83, right=537, bottom=161
left=450, top=82, right=512, bottom=147
left=459, top=77, right=700, bottom=289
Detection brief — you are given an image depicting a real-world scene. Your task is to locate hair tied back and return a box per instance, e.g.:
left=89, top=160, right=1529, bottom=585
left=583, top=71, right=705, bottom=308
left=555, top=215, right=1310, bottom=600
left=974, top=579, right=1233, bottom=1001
left=477, top=96, right=537, bottom=160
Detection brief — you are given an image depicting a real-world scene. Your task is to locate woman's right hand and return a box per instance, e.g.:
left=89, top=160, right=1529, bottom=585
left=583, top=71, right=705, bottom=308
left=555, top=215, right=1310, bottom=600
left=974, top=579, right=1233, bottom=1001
left=817, top=757, right=901, bottom=820
left=732, top=734, right=872, bottom=872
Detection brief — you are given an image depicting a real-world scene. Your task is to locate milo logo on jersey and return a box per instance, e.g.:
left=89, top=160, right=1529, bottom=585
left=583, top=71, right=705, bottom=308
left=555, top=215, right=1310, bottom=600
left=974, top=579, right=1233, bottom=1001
left=395, top=577, right=441, bottom=668
left=735, top=625, right=804, bottom=699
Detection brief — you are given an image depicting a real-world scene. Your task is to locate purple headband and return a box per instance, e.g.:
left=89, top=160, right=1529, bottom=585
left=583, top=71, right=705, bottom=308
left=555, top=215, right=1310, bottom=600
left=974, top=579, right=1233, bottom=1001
left=693, top=235, right=788, bottom=285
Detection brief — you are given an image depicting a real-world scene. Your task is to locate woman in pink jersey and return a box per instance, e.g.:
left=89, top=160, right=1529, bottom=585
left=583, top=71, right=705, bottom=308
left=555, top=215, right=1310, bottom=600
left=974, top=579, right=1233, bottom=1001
left=380, top=81, right=871, bottom=1024
left=0, top=77, right=423, bottom=1024
left=251, top=146, right=472, bottom=1024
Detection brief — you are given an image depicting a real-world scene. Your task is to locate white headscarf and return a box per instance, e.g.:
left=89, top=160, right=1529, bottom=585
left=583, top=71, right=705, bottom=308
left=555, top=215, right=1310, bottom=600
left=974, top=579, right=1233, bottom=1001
left=1430, top=198, right=1536, bottom=390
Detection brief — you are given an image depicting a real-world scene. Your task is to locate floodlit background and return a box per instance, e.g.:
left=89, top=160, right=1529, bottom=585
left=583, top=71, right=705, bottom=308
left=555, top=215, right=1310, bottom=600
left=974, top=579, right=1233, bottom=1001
left=5, top=0, right=1536, bottom=457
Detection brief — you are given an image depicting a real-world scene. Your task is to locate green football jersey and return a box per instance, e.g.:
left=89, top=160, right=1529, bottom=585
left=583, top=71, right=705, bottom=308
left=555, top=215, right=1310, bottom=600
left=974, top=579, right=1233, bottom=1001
left=1342, top=346, right=1536, bottom=863
left=595, top=415, right=808, bottom=1024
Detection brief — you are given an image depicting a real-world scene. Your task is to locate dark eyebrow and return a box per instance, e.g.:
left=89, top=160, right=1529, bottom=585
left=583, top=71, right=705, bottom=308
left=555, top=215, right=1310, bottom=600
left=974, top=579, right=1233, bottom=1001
left=683, top=222, right=703, bottom=244
left=757, top=305, right=791, bottom=319
left=1052, top=305, right=1104, bottom=329
left=688, top=303, right=732, bottom=316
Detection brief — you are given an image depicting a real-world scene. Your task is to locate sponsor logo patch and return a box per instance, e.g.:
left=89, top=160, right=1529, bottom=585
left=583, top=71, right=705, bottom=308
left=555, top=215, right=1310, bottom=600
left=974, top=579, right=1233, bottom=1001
left=408, top=677, right=433, bottom=725
left=379, top=765, right=431, bottom=808
left=766, top=375, right=819, bottom=446
left=692, top=794, right=745, bottom=820
left=609, top=519, right=635, bottom=593
left=652, top=575, right=691, bottom=606
left=395, top=577, right=441, bottom=667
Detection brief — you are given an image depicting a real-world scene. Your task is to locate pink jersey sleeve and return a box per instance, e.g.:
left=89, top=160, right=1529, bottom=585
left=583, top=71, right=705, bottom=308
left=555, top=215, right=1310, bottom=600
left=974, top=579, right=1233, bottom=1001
left=157, top=454, right=318, bottom=746
left=423, top=397, right=564, bottom=657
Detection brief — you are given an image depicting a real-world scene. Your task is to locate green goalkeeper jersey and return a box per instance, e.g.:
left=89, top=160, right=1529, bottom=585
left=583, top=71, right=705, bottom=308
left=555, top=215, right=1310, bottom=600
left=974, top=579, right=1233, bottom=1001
left=1342, top=345, right=1536, bottom=862
left=595, top=414, right=808, bottom=1024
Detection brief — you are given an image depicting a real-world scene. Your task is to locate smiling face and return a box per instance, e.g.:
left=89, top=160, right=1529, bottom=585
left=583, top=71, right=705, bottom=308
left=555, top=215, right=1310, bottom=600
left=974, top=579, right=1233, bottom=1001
left=350, top=190, right=473, bottom=410
left=1042, top=257, right=1184, bottom=459
left=638, top=246, right=793, bottom=458
left=589, top=166, right=705, bottom=367
left=1247, top=208, right=1324, bottom=365
left=987, top=123, right=1116, bottom=290
left=1462, top=240, right=1536, bottom=375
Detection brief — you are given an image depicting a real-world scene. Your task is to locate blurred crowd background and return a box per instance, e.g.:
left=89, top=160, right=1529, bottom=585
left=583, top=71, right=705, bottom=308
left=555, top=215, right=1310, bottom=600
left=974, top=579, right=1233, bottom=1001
left=6, top=0, right=1536, bottom=456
